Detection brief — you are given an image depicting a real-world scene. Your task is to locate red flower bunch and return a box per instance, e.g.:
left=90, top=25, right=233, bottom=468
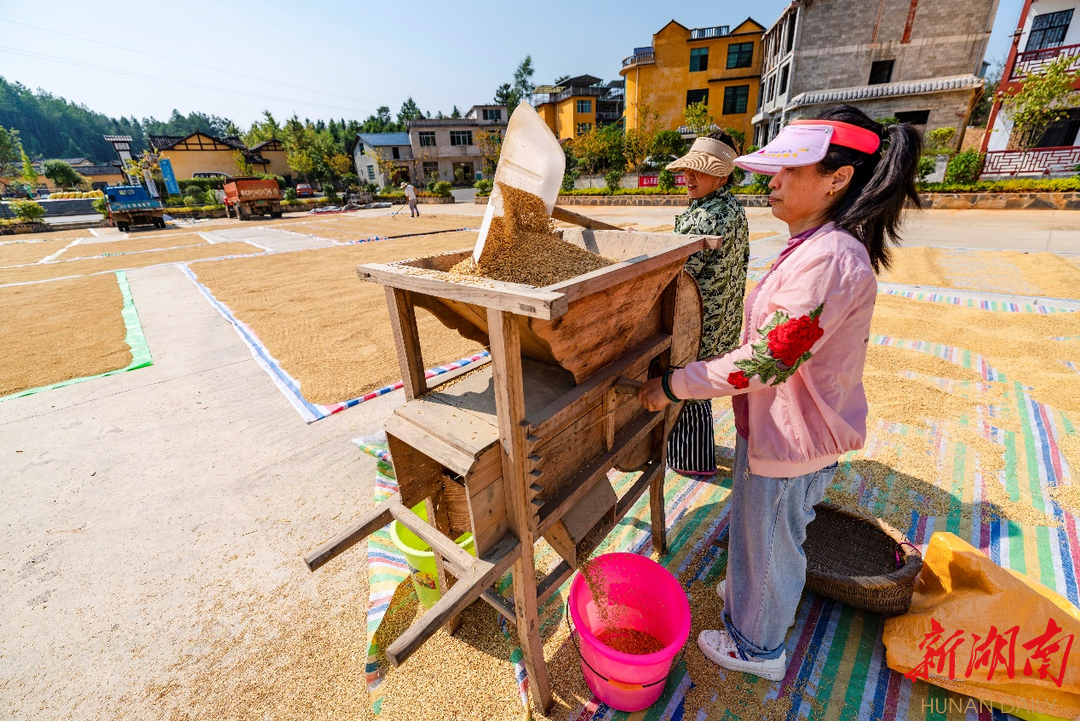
left=766, top=312, right=824, bottom=366
left=728, top=371, right=750, bottom=389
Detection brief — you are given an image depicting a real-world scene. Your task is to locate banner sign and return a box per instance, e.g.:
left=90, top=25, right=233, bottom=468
left=159, top=158, right=180, bottom=196
left=143, top=170, right=159, bottom=198
left=638, top=174, right=686, bottom=188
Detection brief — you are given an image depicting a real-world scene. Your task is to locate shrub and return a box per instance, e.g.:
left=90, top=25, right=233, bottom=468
left=924, top=127, right=958, bottom=156
left=604, top=169, right=623, bottom=193
left=92, top=197, right=109, bottom=219
left=560, top=170, right=578, bottom=193
left=432, top=181, right=452, bottom=197
left=658, top=168, right=676, bottom=193
left=944, top=150, right=984, bottom=184
left=178, top=177, right=227, bottom=193
left=474, top=178, right=493, bottom=194
left=324, top=185, right=340, bottom=203
left=255, top=173, right=285, bottom=188
left=917, top=155, right=937, bottom=181
left=917, top=177, right=1080, bottom=193
left=283, top=187, right=298, bottom=200
left=181, top=194, right=200, bottom=206
left=11, top=199, right=45, bottom=221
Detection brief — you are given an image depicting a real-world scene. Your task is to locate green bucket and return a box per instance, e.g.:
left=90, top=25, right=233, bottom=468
left=389, top=502, right=476, bottom=609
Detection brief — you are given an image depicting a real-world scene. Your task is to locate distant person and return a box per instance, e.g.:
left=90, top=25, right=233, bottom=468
left=401, top=181, right=419, bottom=217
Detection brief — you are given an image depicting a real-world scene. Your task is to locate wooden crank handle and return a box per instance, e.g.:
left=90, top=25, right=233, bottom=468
left=551, top=206, right=622, bottom=231
left=698, top=233, right=724, bottom=250
left=613, top=376, right=643, bottom=394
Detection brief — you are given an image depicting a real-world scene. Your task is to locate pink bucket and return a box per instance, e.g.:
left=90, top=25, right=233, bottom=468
left=567, top=552, right=691, bottom=711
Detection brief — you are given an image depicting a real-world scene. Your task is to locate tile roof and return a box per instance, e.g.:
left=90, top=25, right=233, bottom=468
left=357, top=132, right=411, bottom=147
left=147, top=134, right=186, bottom=150
left=789, top=74, right=984, bottom=107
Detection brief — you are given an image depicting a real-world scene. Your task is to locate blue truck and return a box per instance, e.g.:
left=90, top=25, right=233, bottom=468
left=104, top=185, right=166, bottom=232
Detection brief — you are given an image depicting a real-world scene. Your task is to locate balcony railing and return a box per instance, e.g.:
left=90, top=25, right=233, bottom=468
left=1010, top=43, right=1080, bottom=79
left=622, top=49, right=655, bottom=68
left=981, top=146, right=1080, bottom=177
left=596, top=110, right=622, bottom=121
left=690, top=25, right=729, bottom=39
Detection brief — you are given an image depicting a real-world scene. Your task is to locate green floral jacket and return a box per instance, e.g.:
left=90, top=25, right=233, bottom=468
left=674, top=185, right=750, bottom=360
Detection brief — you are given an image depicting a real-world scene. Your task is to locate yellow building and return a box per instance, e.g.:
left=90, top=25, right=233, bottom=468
left=148, top=132, right=291, bottom=179
left=620, top=18, right=765, bottom=143
left=532, top=75, right=625, bottom=141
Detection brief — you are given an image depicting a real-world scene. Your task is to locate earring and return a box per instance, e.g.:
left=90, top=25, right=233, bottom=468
left=829, top=189, right=835, bottom=196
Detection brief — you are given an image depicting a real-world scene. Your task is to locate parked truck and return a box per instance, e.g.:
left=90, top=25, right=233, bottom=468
left=103, top=185, right=166, bottom=231
left=223, top=177, right=283, bottom=220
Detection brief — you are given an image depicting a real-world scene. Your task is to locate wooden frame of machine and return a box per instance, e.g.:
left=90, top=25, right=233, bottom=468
left=305, top=226, right=719, bottom=713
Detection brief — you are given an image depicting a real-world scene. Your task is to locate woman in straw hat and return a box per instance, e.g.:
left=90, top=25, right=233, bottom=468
left=664, top=130, right=750, bottom=476
left=638, top=105, right=922, bottom=682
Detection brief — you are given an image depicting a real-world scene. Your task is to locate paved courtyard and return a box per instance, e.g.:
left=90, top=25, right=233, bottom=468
left=2, top=203, right=1078, bottom=720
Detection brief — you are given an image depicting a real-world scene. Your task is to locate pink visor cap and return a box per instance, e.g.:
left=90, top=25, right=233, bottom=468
left=734, top=120, right=882, bottom=175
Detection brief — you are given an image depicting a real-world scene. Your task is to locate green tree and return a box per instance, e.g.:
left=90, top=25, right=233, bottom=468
left=623, top=102, right=661, bottom=173
left=512, top=55, right=536, bottom=107
left=233, top=149, right=253, bottom=176
left=999, top=54, right=1080, bottom=151
left=397, top=97, right=423, bottom=127
left=684, top=102, right=715, bottom=136
left=42, top=159, right=82, bottom=188
left=451, top=105, right=461, bottom=119
left=474, top=128, right=503, bottom=176
left=650, top=130, right=686, bottom=159
left=924, top=127, right=958, bottom=156
left=493, top=83, right=514, bottom=108
left=244, top=110, right=282, bottom=145
left=21, top=150, right=37, bottom=193
left=970, top=62, right=1003, bottom=127
left=0, top=126, right=21, bottom=194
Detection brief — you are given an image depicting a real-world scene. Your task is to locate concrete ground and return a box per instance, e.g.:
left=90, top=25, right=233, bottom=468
left=2, top=204, right=1078, bottom=720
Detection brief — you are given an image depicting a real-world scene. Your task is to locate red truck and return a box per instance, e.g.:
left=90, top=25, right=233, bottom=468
left=223, top=177, right=283, bottom=220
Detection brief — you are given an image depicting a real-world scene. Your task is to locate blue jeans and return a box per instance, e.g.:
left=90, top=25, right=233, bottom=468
left=722, top=435, right=836, bottom=660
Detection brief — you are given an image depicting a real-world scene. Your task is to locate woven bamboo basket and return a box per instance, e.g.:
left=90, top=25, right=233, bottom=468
left=804, top=502, right=923, bottom=616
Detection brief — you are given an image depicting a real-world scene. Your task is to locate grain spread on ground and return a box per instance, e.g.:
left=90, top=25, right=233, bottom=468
left=192, top=232, right=483, bottom=405
left=0, top=238, right=76, bottom=266
left=283, top=214, right=479, bottom=242
left=881, top=246, right=1080, bottom=299
left=0, top=273, right=129, bottom=397
left=65, top=233, right=208, bottom=259
left=449, top=184, right=614, bottom=287
left=0, top=242, right=261, bottom=285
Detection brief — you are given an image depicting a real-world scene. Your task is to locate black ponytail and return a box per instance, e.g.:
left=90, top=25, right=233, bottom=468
left=812, top=105, right=922, bottom=273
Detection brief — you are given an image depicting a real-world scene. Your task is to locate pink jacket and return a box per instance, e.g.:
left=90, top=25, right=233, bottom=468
left=669, top=222, right=877, bottom=477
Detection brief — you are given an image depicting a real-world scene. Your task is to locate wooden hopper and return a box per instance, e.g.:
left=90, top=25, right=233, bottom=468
left=307, top=228, right=717, bottom=715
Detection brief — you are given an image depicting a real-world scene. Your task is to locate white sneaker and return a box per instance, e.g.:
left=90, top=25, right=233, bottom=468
left=716, top=578, right=727, bottom=599
left=697, top=629, right=787, bottom=682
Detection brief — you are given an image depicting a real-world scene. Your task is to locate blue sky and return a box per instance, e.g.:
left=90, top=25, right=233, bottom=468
left=0, top=0, right=1023, bottom=126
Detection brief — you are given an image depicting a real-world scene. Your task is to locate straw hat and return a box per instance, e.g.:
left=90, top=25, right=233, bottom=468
left=666, top=137, right=737, bottom=178
left=400, top=181, right=407, bottom=188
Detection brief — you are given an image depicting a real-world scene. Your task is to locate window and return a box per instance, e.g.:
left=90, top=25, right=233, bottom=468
left=767, top=76, right=775, bottom=102
left=1027, top=9, right=1074, bottom=51
left=418, top=131, right=436, bottom=146
left=785, top=12, right=797, bottom=53
left=727, top=42, right=754, bottom=69
left=869, top=60, right=895, bottom=85
left=422, top=161, right=439, bottom=178
left=895, top=110, right=930, bottom=125
left=779, top=65, right=789, bottom=94
left=1036, top=108, right=1080, bottom=147
left=450, top=130, right=473, bottom=146
left=481, top=108, right=502, bottom=121
left=392, top=147, right=400, bottom=159
left=366, top=165, right=375, bottom=181
left=686, top=89, right=709, bottom=107
left=722, top=85, right=749, bottom=114
left=576, top=123, right=593, bottom=136
left=576, top=99, right=592, bottom=113
left=690, top=47, right=709, bottom=72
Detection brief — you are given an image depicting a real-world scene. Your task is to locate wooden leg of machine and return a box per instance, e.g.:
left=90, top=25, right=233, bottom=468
left=384, top=287, right=427, bottom=401
left=649, top=402, right=678, bottom=557
left=488, top=308, right=553, bottom=714
left=425, top=493, right=462, bottom=634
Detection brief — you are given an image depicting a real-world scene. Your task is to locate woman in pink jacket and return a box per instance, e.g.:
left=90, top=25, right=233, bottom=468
left=638, top=105, right=921, bottom=681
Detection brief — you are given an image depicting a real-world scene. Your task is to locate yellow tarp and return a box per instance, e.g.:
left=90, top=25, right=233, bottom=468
left=884, top=532, right=1080, bottom=721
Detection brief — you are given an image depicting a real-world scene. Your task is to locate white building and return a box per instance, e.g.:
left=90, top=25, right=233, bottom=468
left=982, top=0, right=1080, bottom=177
left=406, top=105, right=507, bottom=185
left=353, top=132, right=414, bottom=188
